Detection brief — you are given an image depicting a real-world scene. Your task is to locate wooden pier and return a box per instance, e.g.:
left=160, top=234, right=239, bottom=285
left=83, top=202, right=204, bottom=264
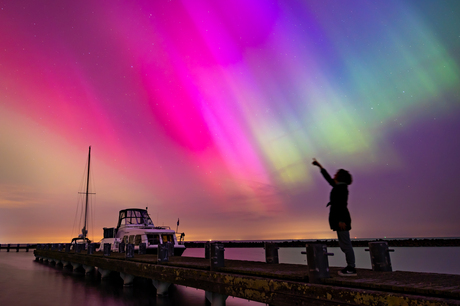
left=0, top=244, right=35, bottom=252
left=33, top=248, right=460, bottom=306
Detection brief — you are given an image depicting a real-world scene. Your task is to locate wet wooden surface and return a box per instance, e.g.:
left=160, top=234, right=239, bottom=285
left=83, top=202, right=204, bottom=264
left=34, top=250, right=460, bottom=305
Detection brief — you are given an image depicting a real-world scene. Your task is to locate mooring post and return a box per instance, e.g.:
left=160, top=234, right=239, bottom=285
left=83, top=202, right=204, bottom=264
left=264, top=242, right=279, bottom=264
left=205, top=241, right=211, bottom=259
left=119, top=241, right=125, bottom=253
left=103, top=243, right=111, bottom=256
left=304, top=244, right=334, bottom=283
left=166, top=241, right=174, bottom=257
left=158, top=243, right=169, bottom=263
left=365, top=241, right=394, bottom=272
left=210, top=242, right=225, bottom=270
left=87, top=243, right=96, bottom=255
left=126, top=243, right=134, bottom=258
left=139, top=243, right=146, bottom=255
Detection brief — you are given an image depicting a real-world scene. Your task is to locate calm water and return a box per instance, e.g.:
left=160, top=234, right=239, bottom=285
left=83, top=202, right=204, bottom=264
left=1, top=247, right=459, bottom=305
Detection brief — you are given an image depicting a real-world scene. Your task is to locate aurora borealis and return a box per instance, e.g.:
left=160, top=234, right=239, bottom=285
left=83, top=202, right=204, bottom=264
left=1, top=0, right=459, bottom=243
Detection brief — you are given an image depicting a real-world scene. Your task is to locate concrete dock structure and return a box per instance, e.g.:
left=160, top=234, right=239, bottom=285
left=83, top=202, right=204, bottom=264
left=34, top=248, right=460, bottom=306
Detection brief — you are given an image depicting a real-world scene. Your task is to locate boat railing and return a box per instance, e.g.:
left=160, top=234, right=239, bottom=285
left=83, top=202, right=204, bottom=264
left=154, top=226, right=171, bottom=230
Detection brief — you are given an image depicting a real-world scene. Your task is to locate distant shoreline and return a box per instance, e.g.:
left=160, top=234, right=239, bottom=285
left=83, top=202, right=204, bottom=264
left=184, top=238, right=460, bottom=248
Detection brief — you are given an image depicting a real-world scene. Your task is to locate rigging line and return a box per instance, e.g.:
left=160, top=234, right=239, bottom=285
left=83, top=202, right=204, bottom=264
left=90, top=161, right=96, bottom=242
left=70, top=195, right=83, bottom=240
left=71, top=150, right=91, bottom=240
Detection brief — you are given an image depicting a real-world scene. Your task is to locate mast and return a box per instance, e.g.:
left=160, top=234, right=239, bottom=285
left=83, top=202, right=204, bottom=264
left=82, top=146, right=91, bottom=239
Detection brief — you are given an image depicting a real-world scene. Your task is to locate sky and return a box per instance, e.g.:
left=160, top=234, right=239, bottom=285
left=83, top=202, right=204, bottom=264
left=1, top=0, right=459, bottom=243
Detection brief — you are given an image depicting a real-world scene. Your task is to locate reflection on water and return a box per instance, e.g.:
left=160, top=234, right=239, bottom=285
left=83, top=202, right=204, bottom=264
left=1, top=246, right=459, bottom=305
left=0, top=252, right=261, bottom=306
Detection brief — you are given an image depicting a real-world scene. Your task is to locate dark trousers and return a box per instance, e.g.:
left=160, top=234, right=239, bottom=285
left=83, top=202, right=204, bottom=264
left=337, top=230, right=355, bottom=268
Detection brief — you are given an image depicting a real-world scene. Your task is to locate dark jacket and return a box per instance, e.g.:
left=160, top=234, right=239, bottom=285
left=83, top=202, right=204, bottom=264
left=320, top=168, right=352, bottom=231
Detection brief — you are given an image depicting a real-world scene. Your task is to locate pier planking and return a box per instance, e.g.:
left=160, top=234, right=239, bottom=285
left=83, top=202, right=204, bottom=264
left=33, top=249, right=460, bottom=306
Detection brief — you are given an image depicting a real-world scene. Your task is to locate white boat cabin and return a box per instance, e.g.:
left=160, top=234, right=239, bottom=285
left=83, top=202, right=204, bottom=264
left=99, top=208, right=185, bottom=255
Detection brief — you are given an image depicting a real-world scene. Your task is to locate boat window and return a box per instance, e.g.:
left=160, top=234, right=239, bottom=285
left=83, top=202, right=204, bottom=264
left=134, top=235, right=142, bottom=246
left=118, top=209, right=155, bottom=227
left=129, top=235, right=135, bottom=244
left=161, top=234, right=174, bottom=244
left=117, top=211, right=126, bottom=228
left=147, top=234, right=160, bottom=245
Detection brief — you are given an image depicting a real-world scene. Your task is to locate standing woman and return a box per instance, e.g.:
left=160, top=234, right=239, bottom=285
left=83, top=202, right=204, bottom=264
left=312, top=158, right=357, bottom=276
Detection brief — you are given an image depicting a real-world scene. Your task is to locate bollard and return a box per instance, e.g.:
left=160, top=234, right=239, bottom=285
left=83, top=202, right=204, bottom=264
left=139, top=243, right=146, bottom=255
left=166, top=241, right=174, bottom=257
left=158, top=243, right=169, bottom=263
left=365, top=241, right=394, bottom=272
left=119, top=241, right=125, bottom=253
left=264, top=242, right=279, bottom=264
left=205, top=241, right=211, bottom=259
left=126, top=244, right=134, bottom=258
left=87, top=243, right=96, bottom=255
left=210, top=242, right=225, bottom=270
left=103, top=243, right=111, bottom=256
left=305, top=244, right=334, bottom=283
left=65, top=244, right=71, bottom=253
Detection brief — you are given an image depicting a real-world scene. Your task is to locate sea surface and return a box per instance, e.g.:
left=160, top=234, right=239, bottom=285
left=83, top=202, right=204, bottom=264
left=1, top=247, right=459, bottom=305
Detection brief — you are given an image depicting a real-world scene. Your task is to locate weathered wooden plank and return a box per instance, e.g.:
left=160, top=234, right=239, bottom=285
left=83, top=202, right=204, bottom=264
left=34, top=250, right=460, bottom=306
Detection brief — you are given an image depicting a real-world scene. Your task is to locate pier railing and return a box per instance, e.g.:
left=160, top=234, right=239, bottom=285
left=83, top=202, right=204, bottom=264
left=0, top=244, right=36, bottom=252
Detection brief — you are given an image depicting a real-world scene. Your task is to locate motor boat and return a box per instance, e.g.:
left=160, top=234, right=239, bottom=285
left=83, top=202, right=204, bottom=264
left=98, top=208, right=186, bottom=255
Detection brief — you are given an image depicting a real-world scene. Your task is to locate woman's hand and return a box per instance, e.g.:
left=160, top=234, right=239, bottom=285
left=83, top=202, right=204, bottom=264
left=312, top=158, right=323, bottom=168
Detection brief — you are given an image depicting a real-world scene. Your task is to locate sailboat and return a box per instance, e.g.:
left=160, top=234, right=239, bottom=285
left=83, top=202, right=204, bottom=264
left=71, top=146, right=93, bottom=245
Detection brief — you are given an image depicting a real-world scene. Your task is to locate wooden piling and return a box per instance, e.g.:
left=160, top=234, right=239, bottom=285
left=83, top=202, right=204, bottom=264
left=33, top=249, right=460, bottom=306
